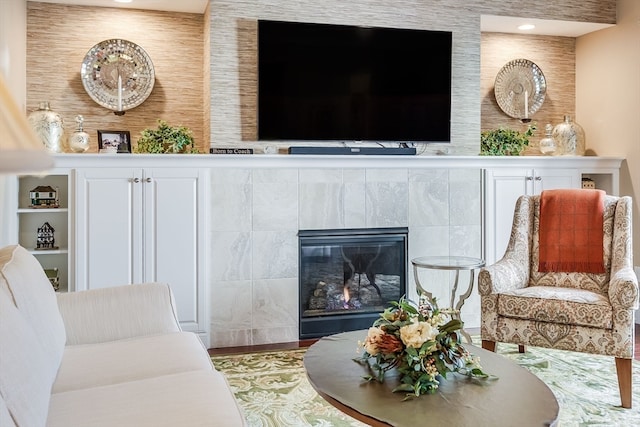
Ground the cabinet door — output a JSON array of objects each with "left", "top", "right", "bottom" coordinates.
[
  {"left": 484, "top": 168, "right": 580, "bottom": 265},
  {"left": 532, "top": 168, "right": 580, "bottom": 194},
  {"left": 484, "top": 168, "right": 530, "bottom": 265},
  {"left": 143, "top": 168, "right": 208, "bottom": 337},
  {"left": 75, "top": 168, "right": 144, "bottom": 290}
]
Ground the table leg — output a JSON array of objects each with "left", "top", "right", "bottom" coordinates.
[
  {"left": 413, "top": 264, "right": 434, "bottom": 301},
  {"left": 455, "top": 270, "right": 476, "bottom": 344}
]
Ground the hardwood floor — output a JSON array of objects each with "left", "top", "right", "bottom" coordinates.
[{"left": 210, "top": 326, "right": 640, "bottom": 361}]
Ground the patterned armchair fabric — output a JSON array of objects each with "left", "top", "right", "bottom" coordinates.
[{"left": 479, "top": 194, "right": 638, "bottom": 408}]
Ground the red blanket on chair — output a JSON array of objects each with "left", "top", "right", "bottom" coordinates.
[{"left": 538, "top": 189, "right": 605, "bottom": 273}]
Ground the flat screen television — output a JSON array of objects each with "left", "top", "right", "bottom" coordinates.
[{"left": 257, "top": 20, "right": 452, "bottom": 143}]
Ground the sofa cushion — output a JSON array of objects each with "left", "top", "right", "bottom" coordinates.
[
  {"left": 0, "top": 290, "right": 53, "bottom": 427},
  {"left": 0, "top": 395, "right": 17, "bottom": 427},
  {"left": 0, "top": 245, "right": 66, "bottom": 366},
  {"left": 53, "top": 332, "right": 214, "bottom": 393},
  {"left": 56, "top": 283, "right": 181, "bottom": 345},
  {"left": 47, "top": 371, "right": 246, "bottom": 427},
  {"left": 498, "top": 286, "right": 613, "bottom": 329}
]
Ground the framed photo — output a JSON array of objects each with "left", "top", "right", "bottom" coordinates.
[{"left": 97, "top": 130, "right": 131, "bottom": 154}]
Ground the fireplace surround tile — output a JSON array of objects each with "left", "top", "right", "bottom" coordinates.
[
  {"left": 252, "top": 278, "right": 298, "bottom": 329},
  {"left": 210, "top": 232, "right": 252, "bottom": 281},
  {"left": 299, "top": 182, "right": 344, "bottom": 230},
  {"left": 251, "top": 231, "right": 298, "bottom": 279},
  {"left": 209, "top": 167, "right": 483, "bottom": 348}
]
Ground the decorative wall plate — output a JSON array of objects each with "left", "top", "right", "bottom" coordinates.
[
  {"left": 494, "top": 58, "right": 546, "bottom": 119},
  {"left": 80, "top": 39, "right": 155, "bottom": 113}
]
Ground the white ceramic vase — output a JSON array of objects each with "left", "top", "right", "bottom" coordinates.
[
  {"left": 28, "top": 101, "right": 64, "bottom": 153},
  {"left": 552, "top": 115, "right": 585, "bottom": 156}
]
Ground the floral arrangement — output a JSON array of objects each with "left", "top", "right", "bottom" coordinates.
[{"left": 354, "top": 296, "right": 490, "bottom": 398}]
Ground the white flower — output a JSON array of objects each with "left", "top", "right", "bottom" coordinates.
[{"left": 399, "top": 320, "right": 439, "bottom": 349}]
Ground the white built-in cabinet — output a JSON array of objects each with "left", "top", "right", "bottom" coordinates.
[
  {"left": 4, "top": 154, "right": 623, "bottom": 349},
  {"left": 74, "top": 167, "right": 209, "bottom": 345},
  {"left": 484, "top": 165, "right": 620, "bottom": 265}
]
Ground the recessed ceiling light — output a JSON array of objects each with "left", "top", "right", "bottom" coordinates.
[
  {"left": 114, "top": 0, "right": 133, "bottom": 4},
  {"left": 518, "top": 24, "right": 536, "bottom": 31}
]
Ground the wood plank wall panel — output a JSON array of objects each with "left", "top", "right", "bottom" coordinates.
[
  {"left": 26, "top": 2, "right": 206, "bottom": 153},
  {"left": 481, "top": 33, "right": 576, "bottom": 153}
]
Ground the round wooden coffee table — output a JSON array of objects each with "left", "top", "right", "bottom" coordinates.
[{"left": 304, "top": 330, "right": 558, "bottom": 427}]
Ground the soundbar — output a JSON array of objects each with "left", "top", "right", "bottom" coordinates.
[{"left": 288, "top": 146, "right": 417, "bottom": 155}]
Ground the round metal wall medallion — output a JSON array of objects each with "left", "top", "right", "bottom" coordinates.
[
  {"left": 494, "top": 58, "right": 546, "bottom": 119},
  {"left": 80, "top": 39, "right": 155, "bottom": 113}
]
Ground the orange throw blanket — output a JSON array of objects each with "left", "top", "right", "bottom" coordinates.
[{"left": 538, "top": 189, "right": 605, "bottom": 274}]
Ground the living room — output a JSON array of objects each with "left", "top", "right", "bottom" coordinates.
[
  {"left": 0, "top": 0, "right": 638, "bottom": 352},
  {"left": 1, "top": 0, "right": 639, "bottom": 425}
]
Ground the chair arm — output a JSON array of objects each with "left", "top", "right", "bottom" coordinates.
[
  {"left": 56, "top": 282, "right": 181, "bottom": 346},
  {"left": 478, "top": 258, "right": 529, "bottom": 296},
  {"left": 608, "top": 267, "right": 639, "bottom": 310}
]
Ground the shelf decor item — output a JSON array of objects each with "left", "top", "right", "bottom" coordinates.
[
  {"left": 80, "top": 39, "right": 155, "bottom": 115},
  {"left": 135, "top": 120, "right": 199, "bottom": 154},
  {"left": 354, "top": 296, "right": 490, "bottom": 398},
  {"left": 480, "top": 125, "right": 535, "bottom": 156},
  {"left": 27, "top": 101, "right": 64, "bottom": 153},
  {"left": 44, "top": 268, "right": 60, "bottom": 291},
  {"left": 36, "top": 222, "right": 58, "bottom": 250},
  {"left": 494, "top": 59, "right": 546, "bottom": 120},
  {"left": 68, "top": 115, "right": 90, "bottom": 153},
  {"left": 538, "top": 123, "right": 556, "bottom": 155},
  {"left": 29, "top": 185, "right": 59, "bottom": 208},
  {"left": 97, "top": 130, "right": 131, "bottom": 153},
  {"left": 552, "top": 115, "right": 585, "bottom": 156}
]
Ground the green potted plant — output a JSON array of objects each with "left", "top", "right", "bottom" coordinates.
[
  {"left": 480, "top": 125, "right": 535, "bottom": 156},
  {"left": 135, "top": 120, "right": 199, "bottom": 154}
]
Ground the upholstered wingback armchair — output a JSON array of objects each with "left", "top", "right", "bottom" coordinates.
[{"left": 479, "top": 193, "right": 638, "bottom": 408}]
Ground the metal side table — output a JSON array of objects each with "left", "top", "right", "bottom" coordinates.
[{"left": 411, "top": 255, "right": 485, "bottom": 343}]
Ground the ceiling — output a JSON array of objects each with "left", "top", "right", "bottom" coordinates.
[{"left": 34, "top": 0, "right": 614, "bottom": 36}]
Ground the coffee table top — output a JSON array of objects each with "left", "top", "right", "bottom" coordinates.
[{"left": 304, "top": 330, "right": 558, "bottom": 427}]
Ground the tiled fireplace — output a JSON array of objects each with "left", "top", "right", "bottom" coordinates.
[
  {"left": 209, "top": 165, "right": 483, "bottom": 348},
  {"left": 298, "top": 227, "right": 408, "bottom": 339}
]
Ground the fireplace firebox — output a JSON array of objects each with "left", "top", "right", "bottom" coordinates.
[{"left": 298, "top": 228, "right": 408, "bottom": 339}]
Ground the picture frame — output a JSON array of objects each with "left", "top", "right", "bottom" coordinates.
[{"left": 97, "top": 130, "right": 131, "bottom": 153}]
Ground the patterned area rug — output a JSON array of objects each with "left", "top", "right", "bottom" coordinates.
[{"left": 211, "top": 340, "right": 640, "bottom": 427}]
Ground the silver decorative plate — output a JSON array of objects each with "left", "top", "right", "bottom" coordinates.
[
  {"left": 80, "top": 39, "right": 155, "bottom": 112},
  {"left": 494, "top": 58, "right": 546, "bottom": 119}
]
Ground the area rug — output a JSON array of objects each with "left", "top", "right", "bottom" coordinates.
[{"left": 211, "top": 341, "right": 640, "bottom": 427}]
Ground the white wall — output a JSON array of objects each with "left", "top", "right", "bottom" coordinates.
[{"left": 577, "top": 0, "right": 640, "bottom": 270}]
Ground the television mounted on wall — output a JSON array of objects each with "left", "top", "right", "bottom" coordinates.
[{"left": 257, "top": 20, "right": 452, "bottom": 144}]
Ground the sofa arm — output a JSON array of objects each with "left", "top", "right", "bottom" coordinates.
[
  {"left": 478, "top": 258, "right": 529, "bottom": 296},
  {"left": 56, "top": 283, "right": 182, "bottom": 346},
  {"left": 609, "top": 267, "right": 639, "bottom": 310}
]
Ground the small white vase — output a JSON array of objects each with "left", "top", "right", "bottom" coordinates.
[
  {"left": 68, "top": 115, "right": 90, "bottom": 153},
  {"left": 28, "top": 101, "right": 64, "bottom": 153}
]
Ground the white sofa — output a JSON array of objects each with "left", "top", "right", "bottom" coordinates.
[{"left": 0, "top": 245, "right": 246, "bottom": 427}]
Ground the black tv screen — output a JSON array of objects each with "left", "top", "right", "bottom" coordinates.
[{"left": 257, "top": 20, "right": 452, "bottom": 143}]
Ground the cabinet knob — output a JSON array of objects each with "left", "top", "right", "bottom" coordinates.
[
  {"left": 145, "top": 177, "right": 152, "bottom": 183},
  {"left": 132, "top": 178, "right": 140, "bottom": 183},
  {"left": 526, "top": 176, "right": 534, "bottom": 181},
  {"left": 535, "top": 176, "right": 542, "bottom": 181}
]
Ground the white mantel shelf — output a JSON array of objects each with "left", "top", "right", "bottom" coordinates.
[{"left": 50, "top": 153, "right": 624, "bottom": 170}]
